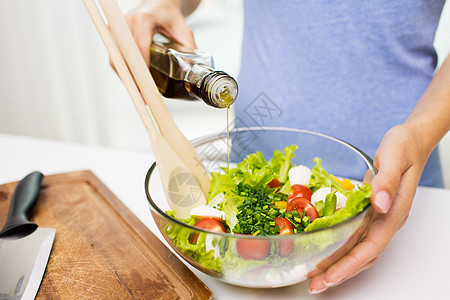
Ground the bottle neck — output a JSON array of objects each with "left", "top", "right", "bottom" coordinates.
[{"left": 185, "top": 64, "right": 238, "bottom": 108}]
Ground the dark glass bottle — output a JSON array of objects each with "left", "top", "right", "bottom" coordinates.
[{"left": 149, "top": 38, "right": 238, "bottom": 108}]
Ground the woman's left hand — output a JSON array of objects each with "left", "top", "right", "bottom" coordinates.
[{"left": 308, "top": 124, "right": 429, "bottom": 294}]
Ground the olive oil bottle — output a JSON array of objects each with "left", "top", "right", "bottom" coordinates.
[{"left": 149, "top": 37, "right": 238, "bottom": 108}]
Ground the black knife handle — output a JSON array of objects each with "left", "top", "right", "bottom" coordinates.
[{"left": 0, "top": 171, "right": 44, "bottom": 238}]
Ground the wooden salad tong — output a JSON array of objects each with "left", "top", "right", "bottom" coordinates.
[{"left": 82, "top": 0, "right": 210, "bottom": 218}]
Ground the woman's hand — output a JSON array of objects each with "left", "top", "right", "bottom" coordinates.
[
  {"left": 114, "top": 0, "right": 197, "bottom": 68},
  {"left": 308, "top": 124, "right": 429, "bottom": 294},
  {"left": 308, "top": 53, "right": 450, "bottom": 294}
]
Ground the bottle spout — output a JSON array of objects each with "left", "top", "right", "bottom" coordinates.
[
  {"left": 219, "top": 85, "right": 236, "bottom": 106},
  {"left": 202, "top": 71, "right": 238, "bottom": 108}
]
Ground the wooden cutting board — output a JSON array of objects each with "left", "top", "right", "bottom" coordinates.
[{"left": 0, "top": 170, "right": 213, "bottom": 300}]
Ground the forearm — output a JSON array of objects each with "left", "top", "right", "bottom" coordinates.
[{"left": 404, "top": 55, "right": 450, "bottom": 154}]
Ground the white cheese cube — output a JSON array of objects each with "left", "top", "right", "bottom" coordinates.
[
  {"left": 311, "top": 187, "right": 347, "bottom": 210},
  {"left": 288, "top": 165, "right": 312, "bottom": 186}
]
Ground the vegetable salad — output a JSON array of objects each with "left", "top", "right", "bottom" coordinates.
[
  {"left": 164, "top": 145, "right": 372, "bottom": 273},
  {"left": 187, "top": 145, "right": 371, "bottom": 233}
]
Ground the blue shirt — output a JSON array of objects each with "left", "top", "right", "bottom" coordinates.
[{"left": 235, "top": 0, "right": 446, "bottom": 187}]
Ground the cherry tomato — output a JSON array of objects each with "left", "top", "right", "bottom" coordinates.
[
  {"left": 287, "top": 184, "right": 313, "bottom": 204},
  {"left": 279, "top": 239, "right": 294, "bottom": 257},
  {"left": 267, "top": 178, "right": 281, "bottom": 189},
  {"left": 273, "top": 217, "right": 294, "bottom": 257},
  {"left": 273, "top": 217, "right": 293, "bottom": 235},
  {"left": 286, "top": 196, "right": 319, "bottom": 222},
  {"left": 189, "top": 217, "right": 226, "bottom": 244},
  {"left": 236, "top": 237, "right": 271, "bottom": 260}
]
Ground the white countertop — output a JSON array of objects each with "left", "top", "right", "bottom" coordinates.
[{"left": 0, "top": 133, "right": 449, "bottom": 299}]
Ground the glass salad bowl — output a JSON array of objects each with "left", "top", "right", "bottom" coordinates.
[{"left": 145, "top": 127, "right": 376, "bottom": 288}]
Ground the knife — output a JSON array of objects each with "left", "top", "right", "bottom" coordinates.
[{"left": 0, "top": 171, "right": 55, "bottom": 300}]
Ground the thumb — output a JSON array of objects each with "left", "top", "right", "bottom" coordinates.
[{"left": 370, "top": 147, "right": 405, "bottom": 214}]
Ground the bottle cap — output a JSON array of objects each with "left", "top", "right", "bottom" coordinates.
[{"left": 200, "top": 71, "right": 238, "bottom": 108}]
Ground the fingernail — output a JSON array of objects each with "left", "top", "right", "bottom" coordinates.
[
  {"left": 324, "top": 279, "right": 342, "bottom": 288},
  {"left": 309, "top": 286, "right": 328, "bottom": 294},
  {"left": 374, "top": 190, "right": 391, "bottom": 214}
]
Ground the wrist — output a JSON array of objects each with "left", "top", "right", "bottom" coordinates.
[
  {"left": 401, "top": 122, "right": 435, "bottom": 159},
  {"left": 403, "top": 117, "right": 446, "bottom": 158}
]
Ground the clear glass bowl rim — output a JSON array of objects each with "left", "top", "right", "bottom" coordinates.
[{"left": 144, "top": 126, "right": 377, "bottom": 240}]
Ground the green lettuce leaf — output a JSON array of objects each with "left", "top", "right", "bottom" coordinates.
[
  {"left": 298, "top": 229, "right": 338, "bottom": 252},
  {"left": 221, "top": 194, "right": 246, "bottom": 230},
  {"left": 315, "top": 200, "right": 325, "bottom": 217},
  {"left": 221, "top": 248, "right": 268, "bottom": 278},
  {"left": 208, "top": 171, "right": 243, "bottom": 230},
  {"left": 269, "top": 145, "right": 298, "bottom": 183},
  {"left": 279, "top": 179, "right": 291, "bottom": 195},
  {"left": 308, "top": 157, "right": 349, "bottom": 196},
  {"left": 323, "top": 190, "right": 337, "bottom": 217},
  {"left": 305, "top": 183, "right": 372, "bottom": 232},
  {"left": 234, "top": 152, "right": 273, "bottom": 188},
  {"left": 208, "top": 171, "right": 236, "bottom": 201}
]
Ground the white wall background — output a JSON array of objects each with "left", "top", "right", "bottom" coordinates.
[
  {"left": 434, "top": 1, "right": 450, "bottom": 188},
  {"left": 0, "top": 0, "right": 449, "bottom": 187}
]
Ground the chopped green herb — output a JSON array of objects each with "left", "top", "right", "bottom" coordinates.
[
  {"left": 233, "top": 184, "right": 283, "bottom": 235},
  {"left": 284, "top": 210, "right": 310, "bottom": 233}
]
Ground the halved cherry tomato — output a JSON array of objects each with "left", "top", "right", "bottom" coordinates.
[
  {"left": 267, "top": 178, "right": 281, "bottom": 191},
  {"left": 279, "top": 239, "right": 294, "bottom": 257},
  {"left": 236, "top": 237, "right": 271, "bottom": 260},
  {"left": 286, "top": 196, "right": 319, "bottom": 222},
  {"left": 273, "top": 217, "right": 293, "bottom": 235},
  {"left": 273, "top": 217, "right": 294, "bottom": 257},
  {"left": 287, "top": 184, "right": 313, "bottom": 204},
  {"left": 189, "top": 217, "right": 226, "bottom": 244}
]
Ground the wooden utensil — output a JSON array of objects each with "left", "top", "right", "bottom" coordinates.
[
  {"left": 98, "top": 0, "right": 211, "bottom": 195},
  {"left": 82, "top": 0, "right": 208, "bottom": 218}
]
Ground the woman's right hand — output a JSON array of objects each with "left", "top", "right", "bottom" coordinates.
[{"left": 121, "top": 0, "right": 197, "bottom": 67}]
